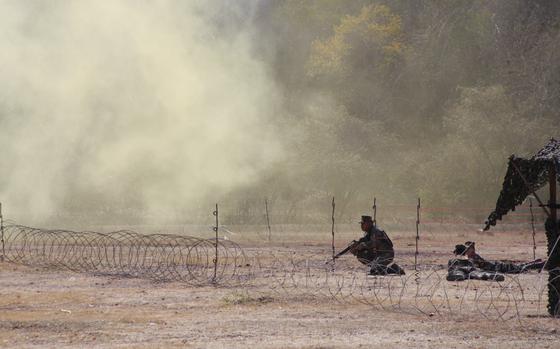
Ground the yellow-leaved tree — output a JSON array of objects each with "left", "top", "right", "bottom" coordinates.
[{"left": 307, "top": 4, "right": 404, "bottom": 78}]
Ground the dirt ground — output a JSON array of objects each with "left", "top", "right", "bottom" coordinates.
[{"left": 1, "top": 228, "right": 559, "bottom": 348}]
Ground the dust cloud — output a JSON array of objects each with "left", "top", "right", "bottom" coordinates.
[
  {"left": 1, "top": 1, "right": 556, "bottom": 225},
  {"left": 0, "top": 1, "right": 282, "bottom": 223}
]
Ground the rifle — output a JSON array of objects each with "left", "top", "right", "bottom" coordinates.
[
  {"left": 520, "top": 258, "right": 545, "bottom": 273},
  {"left": 327, "top": 240, "right": 359, "bottom": 264}
]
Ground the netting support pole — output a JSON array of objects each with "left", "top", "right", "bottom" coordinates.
[
  {"left": 547, "top": 162, "right": 559, "bottom": 316},
  {"left": 529, "top": 198, "right": 536, "bottom": 260},
  {"left": 265, "top": 198, "right": 272, "bottom": 243},
  {"left": 212, "top": 203, "right": 219, "bottom": 283},
  {"left": 415, "top": 198, "right": 420, "bottom": 271},
  {"left": 550, "top": 163, "right": 557, "bottom": 238},
  {"left": 511, "top": 160, "right": 550, "bottom": 217},
  {"left": 331, "top": 196, "right": 335, "bottom": 271},
  {"left": 0, "top": 202, "right": 4, "bottom": 262}
]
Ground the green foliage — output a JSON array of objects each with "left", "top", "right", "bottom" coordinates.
[
  {"left": 248, "top": 1, "right": 559, "bottom": 215},
  {"left": 414, "top": 85, "right": 549, "bottom": 206}
]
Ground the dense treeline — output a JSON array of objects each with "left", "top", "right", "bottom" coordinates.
[{"left": 224, "top": 0, "right": 559, "bottom": 216}]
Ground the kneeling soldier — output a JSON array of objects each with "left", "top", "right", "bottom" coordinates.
[
  {"left": 350, "top": 216, "right": 404, "bottom": 275},
  {"left": 332, "top": 216, "right": 404, "bottom": 275}
]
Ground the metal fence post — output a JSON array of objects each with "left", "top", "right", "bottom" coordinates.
[
  {"left": 0, "top": 202, "right": 4, "bottom": 262},
  {"left": 265, "top": 198, "right": 272, "bottom": 243},
  {"left": 212, "top": 203, "right": 219, "bottom": 283},
  {"left": 331, "top": 196, "right": 335, "bottom": 270},
  {"left": 372, "top": 197, "right": 377, "bottom": 227},
  {"left": 415, "top": 198, "right": 421, "bottom": 271}
]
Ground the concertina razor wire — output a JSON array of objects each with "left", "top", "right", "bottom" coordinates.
[{"left": 2, "top": 224, "right": 559, "bottom": 324}]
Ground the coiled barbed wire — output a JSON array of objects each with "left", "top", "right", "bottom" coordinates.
[
  {"left": 1, "top": 224, "right": 559, "bottom": 324},
  {"left": 2, "top": 225, "right": 250, "bottom": 285}
]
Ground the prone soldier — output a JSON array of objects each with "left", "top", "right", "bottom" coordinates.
[
  {"left": 454, "top": 241, "right": 544, "bottom": 274},
  {"left": 447, "top": 241, "right": 545, "bottom": 282}
]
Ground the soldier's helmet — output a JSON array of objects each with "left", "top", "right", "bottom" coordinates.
[
  {"left": 360, "top": 215, "right": 373, "bottom": 224},
  {"left": 453, "top": 244, "right": 467, "bottom": 255}
]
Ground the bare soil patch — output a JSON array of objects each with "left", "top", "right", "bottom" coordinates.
[{"left": 1, "top": 229, "right": 559, "bottom": 348}]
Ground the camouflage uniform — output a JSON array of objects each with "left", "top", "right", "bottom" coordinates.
[
  {"left": 446, "top": 258, "right": 505, "bottom": 282},
  {"left": 447, "top": 243, "right": 545, "bottom": 281},
  {"left": 351, "top": 225, "right": 396, "bottom": 274},
  {"left": 470, "top": 254, "right": 544, "bottom": 274}
]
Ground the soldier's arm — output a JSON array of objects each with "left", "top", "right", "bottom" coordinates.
[{"left": 358, "top": 229, "right": 372, "bottom": 243}]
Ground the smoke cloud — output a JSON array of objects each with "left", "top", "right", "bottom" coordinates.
[{"left": 0, "top": 1, "right": 283, "bottom": 223}]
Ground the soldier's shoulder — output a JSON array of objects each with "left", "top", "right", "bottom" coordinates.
[
  {"left": 374, "top": 227, "right": 389, "bottom": 237},
  {"left": 473, "top": 253, "right": 486, "bottom": 261}
]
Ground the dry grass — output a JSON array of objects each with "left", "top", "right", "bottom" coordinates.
[{"left": 0, "top": 228, "right": 558, "bottom": 348}]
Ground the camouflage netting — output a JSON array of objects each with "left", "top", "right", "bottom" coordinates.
[
  {"left": 484, "top": 138, "right": 560, "bottom": 316},
  {"left": 484, "top": 138, "right": 560, "bottom": 231}
]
